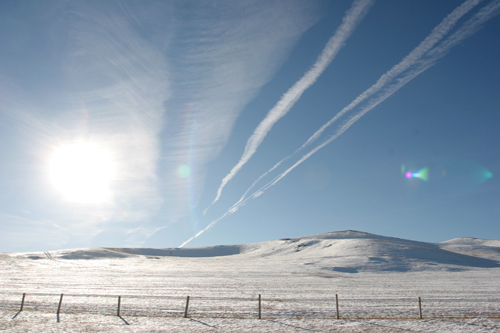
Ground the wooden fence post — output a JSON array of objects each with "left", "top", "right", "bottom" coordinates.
[
  {"left": 418, "top": 297, "right": 422, "bottom": 319},
  {"left": 184, "top": 296, "right": 190, "bottom": 318},
  {"left": 57, "top": 294, "right": 64, "bottom": 315},
  {"left": 117, "top": 296, "right": 121, "bottom": 316},
  {"left": 20, "top": 293, "right": 26, "bottom": 312},
  {"left": 258, "top": 294, "right": 262, "bottom": 319},
  {"left": 56, "top": 293, "right": 64, "bottom": 322},
  {"left": 335, "top": 294, "right": 340, "bottom": 319}
]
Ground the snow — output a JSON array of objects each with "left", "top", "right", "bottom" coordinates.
[
  {"left": 3, "top": 312, "right": 500, "bottom": 332},
  {"left": 2, "top": 230, "right": 500, "bottom": 332}
]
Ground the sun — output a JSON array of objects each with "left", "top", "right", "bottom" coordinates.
[{"left": 49, "top": 141, "right": 115, "bottom": 203}]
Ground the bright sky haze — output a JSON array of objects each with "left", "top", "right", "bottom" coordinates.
[{"left": 1, "top": 0, "right": 499, "bottom": 252}]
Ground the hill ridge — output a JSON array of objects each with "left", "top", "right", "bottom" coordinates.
[{"left": 10, "top": 230, "right": 500, "bottom": 272}]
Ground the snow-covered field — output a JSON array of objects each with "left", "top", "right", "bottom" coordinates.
[{"left": 2, "top": 230, "right": 500, "bottom": 332}]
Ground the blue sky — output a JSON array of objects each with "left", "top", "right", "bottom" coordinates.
[{"left": 1, "top": 0, "right": 499, "bottom": 252}]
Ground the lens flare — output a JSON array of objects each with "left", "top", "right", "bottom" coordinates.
[
  {"left": 413, "top": 167, "right": 429, "bottom": 181},
  {"left": 178, "top": 165, "right": 191, "bottom": 178},
  {"left": 404, "top": 167, "right": 429, "bottom": 182}
]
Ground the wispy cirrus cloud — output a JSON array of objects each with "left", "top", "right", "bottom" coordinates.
[
  {"left": 180, "top": 0, "right": 500, "bottom": 247},
  {"left": 0, "top": 212, "right": 69, "bottom": 252},
  {"left": 205, "top": 0, "right": 375, "bottom": 212},
  {"left": 239, "top": 0, "right": 500, "bottom": 210},
  {"left": 0, "top": 0, "right": 172, "bottom": 247},
  {"left": 142, "top": 0, "right": 327, "bottom": 245},
  {"left": 58, "top": 1, "right": 173, "bottom": 243},
  {"left": 1, "top": 0, "right": 328, "bottom": 249},
  {"left": 224, "top": 0, "right": 485, "bottom": 212}
]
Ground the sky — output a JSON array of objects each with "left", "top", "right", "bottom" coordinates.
[{"left": 0, "top": 0, "right": 499, "bottom": 252}]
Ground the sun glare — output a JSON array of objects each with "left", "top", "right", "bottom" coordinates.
[{"left": 49, "top": 142, "right": 115, "bottom": 203}]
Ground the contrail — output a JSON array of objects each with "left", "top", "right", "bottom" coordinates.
[
  {"left": 223, "top": 0, "right": 484, "bottom": 211},
  {"left": 182, "top": 0, "right": 500, "bottom": 247},
  {"left": 300, "top": 0, "right": 484, "bottom": 149},
  {"left": 240, "top": 0, "right": 500, "bottom": 205},
  {"left": 227, "top": 157, "right": 288, "bottom": 213},
  {"left": 205, "top": 0, "right": 375, "bottom": 213}
]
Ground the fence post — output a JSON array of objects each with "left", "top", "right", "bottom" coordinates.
[
  {"left": 57, "top": 293, "right": 64, "bottom": 315},
  {"left": 184, "top": 296, "right": 190, "bottom": 318},
  {"left": 418, "top": 297, "right": 422, "bottom": 319},
  {"left": 117, "top": 296, "right": 121, "bottom": 316},
  {"left": 20, "top": 293, "right": 26, "bottom": 312},
  {"left": 258, "top": 294, "right": 262, "bottom": 319},
  {"left": 335, "top": 294, "right": 340, "bottom": 319},
  {"left": 56, "top": 293, "right": 64, "bottom": 322}
]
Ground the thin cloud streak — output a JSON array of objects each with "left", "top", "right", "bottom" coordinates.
[
  {"left": 206, "top": 0, "right": 375, "bottom": 212},
  {"left": 182, "top": 0, "right": 500, "bottom": 247},
  {"left": 300, "top": 0, "right": 484, "bottom": 149},
  {"left": 2, "top": 1, "right": 328, "bottom": 250},
  {"left": 145, "top": 1, "right": 326, "bottom": 245},
  {"left": 62, "top": 1, "right": 171, "bottom": 230},
  {"left": 0, "top": 1, "right": 173, "bottom": 249},
  {"left": 219, "top": 0, "right": 483, "bottom": 216},
  {"left": 0, "top": 212, "right": 70, "bottom": 252},
  {"left": 244, "top": 0, "right": 500, "bottom": 209}
]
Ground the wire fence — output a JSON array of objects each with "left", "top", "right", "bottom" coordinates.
[{"left": 1, "top": 292, "right": 499, "bottom": 320}]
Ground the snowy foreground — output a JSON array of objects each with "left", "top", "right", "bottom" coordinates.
[{"left": 2, "top": 230, "right": 500, "bottom": 332}]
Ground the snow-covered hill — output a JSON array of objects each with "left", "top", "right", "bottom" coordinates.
[
  {"left": 3, "top": 230, "right": 500, "bottom": 332},
  {"left": 12, "top": 230, "right": 500, "bottom": 272}
]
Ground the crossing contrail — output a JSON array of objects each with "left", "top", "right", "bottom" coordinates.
[
  {"left": 205, "top": 0, "right": 375, "bottom": 214},
  {"left": 236, "top": 0, "right": 500, "bottom": 207},
  {"left": 222, "top": 0, "right": 484, "bottom": 212},
  {"left": 181, "top": 0, "right": 500, "bottom": 248}
]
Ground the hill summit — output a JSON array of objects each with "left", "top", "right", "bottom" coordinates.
[{"left": 14, "top": 230, "right": 500, "bottom": 273}]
